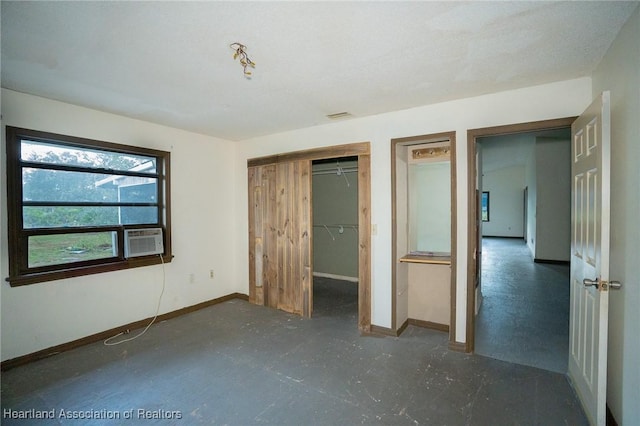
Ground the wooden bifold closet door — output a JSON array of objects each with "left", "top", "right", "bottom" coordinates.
[{"left": 248, "top": 160, "right": 312, "bottom": 317}]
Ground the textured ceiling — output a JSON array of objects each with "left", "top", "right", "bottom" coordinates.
[{"left": 1, "top": 1, "right": 637, "bottom": 141}]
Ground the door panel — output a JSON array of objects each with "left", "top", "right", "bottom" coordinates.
[
  {"left": 357, "top": 154, "right": 371, "bottom": 332},
  {"left": 248, "top": 160, "right": 312, "bottom": 317},
  {"left": 569, "top": 91, "right": 611, "bottom": 426}
]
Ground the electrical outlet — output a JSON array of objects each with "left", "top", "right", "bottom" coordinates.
[
  {"left": 209, "top": 270, "right": 215, "bottom": 279},
  {"left": 189, "top": 273, "right": 195, "bottom": 284}
]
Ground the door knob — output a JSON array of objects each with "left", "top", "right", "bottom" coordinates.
[
  {"left": 582, "top": 278, "right": 623, "bottom": 291},
  {"left": 609, "top": 281, "right": 622, "bottom": 290}
]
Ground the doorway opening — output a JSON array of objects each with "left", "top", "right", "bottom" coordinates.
[
  {"left": 311, "top": 156, "right": 359, "bottom": 322},
  {"left": 466, "top": 118, "right": 576, "bottom": 369}
]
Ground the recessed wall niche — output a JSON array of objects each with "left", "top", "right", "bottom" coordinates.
[
  {"left": 391, "top": 133, "right": 456, "bottom": 341},
  {"left": 408, "top": 142, "right": 451, "bottom": 255}
]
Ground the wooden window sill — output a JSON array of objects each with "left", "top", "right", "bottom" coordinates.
[{"left": 6, "top": 254, "right": 174, "bottom": 287}]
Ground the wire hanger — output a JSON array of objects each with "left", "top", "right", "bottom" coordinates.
[
  {"left": 336, "top": 161, "right": 350, "bottom": 187},
  {"left": 323, "top": 225, "right": 336, "bottom": 241}
]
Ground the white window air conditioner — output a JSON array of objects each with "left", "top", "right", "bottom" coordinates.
[{"left": 124, "top": 228, "right": 164, "bottom": 258}]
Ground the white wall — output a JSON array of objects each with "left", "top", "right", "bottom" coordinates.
[
  {"left": 592, "top": 5, "right": 640, "bottom": 424},
  {"left": 235, "top": 77, "right": 593, "bottom": 342},
  {"left": 533, "top": 138, "right": 571, "bottom": 261},
  {"left": 526, "top": 144, "right": 537, "bottom": 254},
  {"left": 409, "top": 161, "right": 451, "bottom": 252},
  {"left": 0, "top": 89, "right": 238, "bottom": 361},
  {"left": 481, "top": 165, "right": 525, "bottom": 237}
]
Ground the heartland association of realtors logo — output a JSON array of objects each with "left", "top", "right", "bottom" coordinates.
[{"left": 3, "top": 408, "right": 183, "bottom": 420}]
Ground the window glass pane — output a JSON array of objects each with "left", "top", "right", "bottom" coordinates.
[
  {"left": 118, "top": 182, "right": 157, "bottom": 203},
  {"left": 24, "top": 206, "right": 121, "bottom": 228},
  {"left": 28, "top": 232, "right": 117, "bottom": 267},
  {"left": 22, "top": 168, "right": 157, "bottom": 203},
  {"left": 119, "top": 182, "right": 159, "bottom": 224},
  {"left": 21, "top": 140, "right": 156, "bottom": 172},
  {"left": 23, "top": 168, "right": 117, "bottom": 202},
  {"left": 120, "top": 207, "right": 158, "bottom": 225},
  {"left": 23, "top": 206, "right": 158, "bottom": 228}
]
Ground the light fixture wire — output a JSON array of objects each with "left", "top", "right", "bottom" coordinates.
[{"left": 230, "top": 42, "right": 255, "bottom": 77}]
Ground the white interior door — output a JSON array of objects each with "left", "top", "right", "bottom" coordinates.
[{"left": 568, "top": 91, "right": 612, "bottom": 426}]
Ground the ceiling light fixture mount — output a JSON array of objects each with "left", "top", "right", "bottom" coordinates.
[{"left": 230, "top": 42, "right": 255, "bottom": 78}]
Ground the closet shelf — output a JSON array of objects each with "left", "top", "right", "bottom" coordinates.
[{"left": 400, "top": 252, "right": 451, "bottom": 265}]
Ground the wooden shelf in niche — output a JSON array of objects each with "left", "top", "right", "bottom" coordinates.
[{"left": 400, "top": 252, "right": 451, "bottom": 265}]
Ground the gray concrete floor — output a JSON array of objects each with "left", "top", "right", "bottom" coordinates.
[
  {"left": 475, "top": 238, "right": 570, "bottom": 373},
  {"left": 1, "top": 277, "right": 586, "bottom": 425}
]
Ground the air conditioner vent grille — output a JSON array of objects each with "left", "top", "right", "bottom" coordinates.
[{"left": 124, "top": 228, "right": 164, "bottom": 258}]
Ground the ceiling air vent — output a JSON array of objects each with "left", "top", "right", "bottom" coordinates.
[{"left": 326, "top": 112, "right": 352, "bottom": 120}]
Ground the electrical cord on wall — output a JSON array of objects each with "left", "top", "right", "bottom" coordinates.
[{"left": 104, "top": 254, "right": 166, "bottom": 346}]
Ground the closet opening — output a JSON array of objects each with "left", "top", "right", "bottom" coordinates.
[
  {"left": 311, "top": 156, "right": 359, "bottom": 322},
  {"left": 247, "top": 142, "right": 371, "bottom": 333}
]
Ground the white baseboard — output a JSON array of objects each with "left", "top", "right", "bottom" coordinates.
[{"left": 313, "top": 272, "right": 359, "bottom": 283}]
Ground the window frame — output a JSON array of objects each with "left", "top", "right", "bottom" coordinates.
[{"left": 5, "top": 126, "right": 173, "bottom": 286}]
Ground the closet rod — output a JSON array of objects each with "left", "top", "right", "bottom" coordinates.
[
  {"left": 314, "top": 224, "right": 358, "bottom": 240},
  {"left": 312, "top": 168, "right": 358, "bottom": 176}
]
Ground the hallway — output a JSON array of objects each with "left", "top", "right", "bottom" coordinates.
[{"left": 474, "top": 237, "right": 570, "bottom": 373}]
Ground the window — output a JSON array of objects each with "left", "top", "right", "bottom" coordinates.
[
  {"left": 5, "top": 127, "right": 172, "bottom": 286},
  {"left": 481, "top": 191, "right": 490, "bottom": 222}
]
